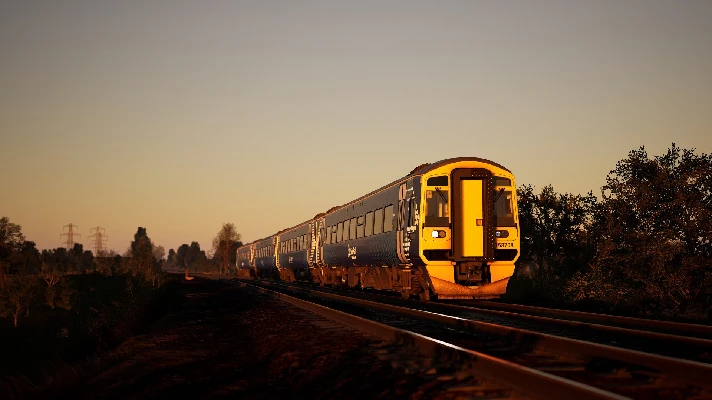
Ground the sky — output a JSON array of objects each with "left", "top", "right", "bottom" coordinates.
[{"left": 1, "top": 0, "right": 711, "bottom": 254}]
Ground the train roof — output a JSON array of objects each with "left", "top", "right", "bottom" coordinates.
[{"left": 239, "top": 157, "right": 511, "bottom": 247}]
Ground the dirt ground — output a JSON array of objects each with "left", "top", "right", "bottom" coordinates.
[{"left": 50, "top": 277, "right": 487, "bottom": 400}]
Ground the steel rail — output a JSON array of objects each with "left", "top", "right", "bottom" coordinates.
[
  {"left": 264, "top": 279, "right": 712, "bottom": 354},
  {"left": 238, "top": 282, "right": 627, "bottom": 400},
  {"left": 251, "top": 279, "right": 712, "bottom": 389},
  {"left": 469, "top": 301, "right": 712, "bottom": 339}
]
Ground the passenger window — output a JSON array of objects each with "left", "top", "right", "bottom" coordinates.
[
  {"left": 331, "top": 225, "right": 337, "bottom": 243},
  {"left": 374, "top": 208, "right": 383, "bottom": 234},
  {"left": 384, "top": 205, "right": 394, "bottom": 232},
  {"left": 337, "top": 222, "right": 343, "bottom": 242},
  {"left": 356, "top": 215, "right": 365, "bottom": 238},
  {"left": 350, "top": 217, "right": 357, "bottom": 240},
  {"left": 343, "top": 219, "right": 350, "bottom": 241},
  {"left": 365, "top": 212, "right": 373, "bottom": 237}
]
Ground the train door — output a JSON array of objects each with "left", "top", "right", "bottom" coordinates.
[
  {"left": 307, "top": 222, "right": 316, "bottom": 268},
  {"left": 316, "top": 218, "right": 326, "bottom": 268},
  {"left": 451, "top": 169, "right": 495, "bottom": 261},
  {"left": 397, "top": 183, "right": 409, "bottom": 264}
]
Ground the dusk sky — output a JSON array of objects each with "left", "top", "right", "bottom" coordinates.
[{"left": 1, "top": 1, "right": 711, "bottom": 254}]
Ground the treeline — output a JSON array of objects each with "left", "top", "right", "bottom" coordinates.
[
  {"left": 0, "top": 224, "right": 166, "bottom": 328},
  {"left": 508, "top": 144, "right": 712, "bottom": 321},
  {"left": 164, "top": 223, "right": 243, "bottom": 275},
  {"left": 0, "top": 223, "right": 180, "bottom": 396}
]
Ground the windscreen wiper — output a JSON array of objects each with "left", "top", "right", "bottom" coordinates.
[
  {"left": 434, "top": 187, "right": 448, "bottom": 203},
  {"left": 493, "top": 188, "right": 505, "bottom": 203}
]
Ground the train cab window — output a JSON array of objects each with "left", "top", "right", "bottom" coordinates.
[
  {"left": 350, "top": 217, "right": 357, "bottom": 240},
  {"left": 427, "top": 176, "right": 449, "bottom": 186},
  {"left": 356, "top": 215, "right": 365, "bottom": 238},
  {"left": 374, "top": 208, "right": 383, "bottom": 234},
  {"left": 365, "top": 212, "right": 374, "bottom": 236},
  {"left": 337, "top": 222, "right": 343, "bottom": 242},
  {"left": 494, "top": 190, "right": 516, "bottom": 227},
  {"left": 425, "top": 188, "right": 449, "bottom": 227},
  {"left": 384, "top": 205, "right": 394, "bottom": 232}
]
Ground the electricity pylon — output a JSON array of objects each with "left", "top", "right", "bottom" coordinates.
[
  {"left": 88, "top": 226, "right": 108, "bottom": 255},
  {"left": 60, "top": 223, "right": 81, "bottom": 250}
]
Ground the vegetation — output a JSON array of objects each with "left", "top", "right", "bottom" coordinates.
[
  {"left": 212, "top": 223, "right": 242, "bottom": 275},
  {"left": 0, "top": 223, "right": 185, "bottom": 397},
  {"left": 508, "top": 143, "right": 712, "bottom": 321},
  {"left": 164, "top": 223, "right": 243, "bottom": 274}
]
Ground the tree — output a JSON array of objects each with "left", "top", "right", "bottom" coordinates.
[
  {"left": 126, "top": 227, "right": 164, "bottom": 288},
  {"left": 152, "top": 245, "right": 165, "bottom": 263},
  {"left": 94, "top": 250, "right": 119, "bottom": 275},
  {"left": 0, "top": 217, "right": 25, "bottom": 290},
  {"left": 212, "top": 223, "right": 242, "bottom": 275},
  {"left": 567, "top": 144, "right": 712, "bottom": 318},
  {"left": 508, "top": 185, "right": 599, "bottom": 303},
  {"left": 175, "top": 244, "right": 190, "bottom": 270},
  {"left": 0, "top": 275, "right": 37, "bottom": 327}
]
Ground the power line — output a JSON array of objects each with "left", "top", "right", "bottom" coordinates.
[
  {"left": 60, "top": 223, "right": 81, "bottom": 250},
  {"left": 88, "top": 226, "right": 108, "bottom": 255}
]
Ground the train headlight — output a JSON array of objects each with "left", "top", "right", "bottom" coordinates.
[
  {"left": 495, "top": 230, "right": 510, "bottom": 238},
  {"left": 431, "top": 230, "right": 446, "bottom": 238}
]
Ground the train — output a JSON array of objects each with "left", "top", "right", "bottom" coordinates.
[{"left": 236, "top": 157, "right": 520, "bottom": 300}]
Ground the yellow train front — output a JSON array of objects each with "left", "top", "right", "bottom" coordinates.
[
  {"left": 411, "top": 158, "right": 520, "bottom": 299},
  {"left": 236, "top": 157, "right": 519, "bottom": 300}
]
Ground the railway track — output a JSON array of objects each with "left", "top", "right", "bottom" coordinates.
[
  {"left": 452, "top": 300, "right": 712, "bottom": 340},
  {"left": 236, "top": 278, "right": 712, "bottom": 400},
  {"left": 252, "top": 279, "right": 712, "bottom": 364}
]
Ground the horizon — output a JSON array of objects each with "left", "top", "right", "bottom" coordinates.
[{"left": 2, "top": 1, "right": 711, "bottom": 253}]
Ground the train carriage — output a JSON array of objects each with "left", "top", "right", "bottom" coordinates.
[
  {"left": 236, "top": 242, "right": 255, "bottom": 277},
  {"left": 236, "top": 157, "right": 519, "bottom": 300}
]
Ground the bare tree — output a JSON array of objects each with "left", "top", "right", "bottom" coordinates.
[{"left": 212, "top": 223, "right": 241, "bottom": 275}]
